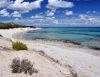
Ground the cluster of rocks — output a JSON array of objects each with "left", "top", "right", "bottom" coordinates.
[{"left": 63, "top": 40, "right": 81, "bottom": 45}]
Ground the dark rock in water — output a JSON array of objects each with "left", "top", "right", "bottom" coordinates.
[
  {"left": 63, "top": 40, "right": 81, "bottom": 45},
  {"left": 0, "top": 34, "right": 3, "bottom": 37},
  {"left": 90, "top": 47, "right": 100, "bottom": 51}
]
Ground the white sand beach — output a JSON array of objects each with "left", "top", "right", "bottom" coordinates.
[
  {"left": 0, "top": 28, "right": 40, "bottom": 39},
  {"left": 0, "top": 28, "right": 100, "bottom": 77}
]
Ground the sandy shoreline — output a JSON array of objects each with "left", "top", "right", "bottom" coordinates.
[
  {"left": 0, "top": 28, "right": 40, "bottom": 39},
  {"left": 0, "top": 28, "right": 100, "bottom": 77}
]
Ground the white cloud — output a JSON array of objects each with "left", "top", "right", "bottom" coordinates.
[
  {"left": 53, "top": 20, "right": 58, "bottom": 24},
  {"left": 56, "top": 14, "right": 100, "bottom": 25},
  {"left": 31, "top": 15, "right": 43, "bottom": 19},
  {"left": 0, "top": 0, "right": 43, "bottom": 18},
  {"left": 87, "top": 11, "right": 97, "bottom": 14},
  {"left": 47, "top": 12, "right": 54, "bottom": 16},
  {"left": 48, "top": 0, "right": 74, "bottom": 9},
  {"left": 0, "top": 0, "right": 8, "bottom": 8},
  {"left": 0, "top": 0, "right": 43, "bottom": 12},
  {"left": 79, "top": 14, "right": 87, "bottom": 20},
  {"left": 46, "top": 16, "right": 55, "bottom": 19},
  {"left": 0, "top": 9, "right": 9, "bottom": 17},
  {"left": 93, "top": 11, "right": 97, "bottom": 14},
  {"left": 13, "top": 14, "right": 100, "bottom": 26},
  {"left": 65, "top": 11, "right": 73, "bottom": 16},
  {"left": 46, "top": 10, "right": 55, "bottom": 16},
  {"left": 0, "top": 0, "right": 74, "bottom": 18},
  {"left": 12, "top": 11, "right": 21, "bottom": 17},
  {"left": 8, "top": 0, "right": 43, "bottom": 12},
  {"left": 79, "top": 14, "right": 100, "bottom": 24},
  {"left": 15, "top": 18, "right": 19, "bottom": 21}
]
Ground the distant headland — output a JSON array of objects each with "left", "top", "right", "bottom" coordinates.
[{"left": 0, "top": 22, "right": 36, "bottom": 29}]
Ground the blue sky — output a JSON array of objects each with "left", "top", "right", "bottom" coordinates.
[{"left": 0, "top": 0, "right": 100, "bottom": 26}]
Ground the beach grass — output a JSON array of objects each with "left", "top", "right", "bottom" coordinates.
[{"left": 12, "top": 41, "right": 28, "bottom": 50}]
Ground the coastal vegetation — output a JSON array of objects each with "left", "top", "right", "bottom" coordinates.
[
  {"left": 0, "top": 22, "right": 36, "bottom": 29},
  {"left": 0, "top": 22, "right": 25, "bottom": 29},
  {"left": 12, "top": 41, "right": 28, "bottom": 50},
  {"left": 11, "top": 58, "right": 38, "bottom": 75}
]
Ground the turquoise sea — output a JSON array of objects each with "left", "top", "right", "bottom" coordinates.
[{"left": 14, "top": 27, "right": 100, "bottom": 49}]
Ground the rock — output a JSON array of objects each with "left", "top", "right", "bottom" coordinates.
[
  {"left": 63, "top": 40, "right": 81, "bottom": 45},
  {"left": 90, "top": 47, "right": 100, "bottom": 51},
  {"left": 0, "top": 34, "right": 3, "bottom": 37}
]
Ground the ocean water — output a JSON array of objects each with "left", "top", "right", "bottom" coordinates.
[{"left": 14, "top": 27, "right": 100, "bottom": 49}]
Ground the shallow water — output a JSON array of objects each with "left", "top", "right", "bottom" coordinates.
[{"left": 13, "top": 27, "right": 100, "bottom": 49}]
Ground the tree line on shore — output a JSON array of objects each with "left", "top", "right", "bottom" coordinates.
[{"left": 0, "top": 22, "right": 36, "bottom": 29}]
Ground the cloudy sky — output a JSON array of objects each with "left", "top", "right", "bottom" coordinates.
[{"left": 0, "top": 0, "right": 100, "bottom": 26}]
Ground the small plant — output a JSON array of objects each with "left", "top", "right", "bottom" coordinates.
[
  {"left": 12, "top": 41, "right": 28, "bottom": 50},
  {"left": 11, "top": 58, "right": 21, "bottom": 73},
  {"left": 11, "top": 58, "right": 38, "bottom": 75}
]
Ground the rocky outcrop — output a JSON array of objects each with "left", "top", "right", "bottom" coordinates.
[
  {"left": 63, "top": 40, "right": 81, "bottom": 45},
  {"left": 0, "top": 34, "right": 3, "bottom": 37}
]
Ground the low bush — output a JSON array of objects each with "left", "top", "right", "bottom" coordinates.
[
  {"left": 12, "top": 41, "right": 28, "bottom": 50},
  {"left": 11, "top": 58, "right": 38, "bottom": 75},
  {"left": 0, "top": 22, "right": 25, "bottom": 29},
  {"left": 11, "top": 58, "right": 21, "bottom": 73}
]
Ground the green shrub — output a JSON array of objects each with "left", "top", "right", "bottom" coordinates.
[
  {"left": 12, "top": 41, "right": 28, "bottom": 50},
  {"left": 0, "top": 22, "right": 25, "bottom": 29}
]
